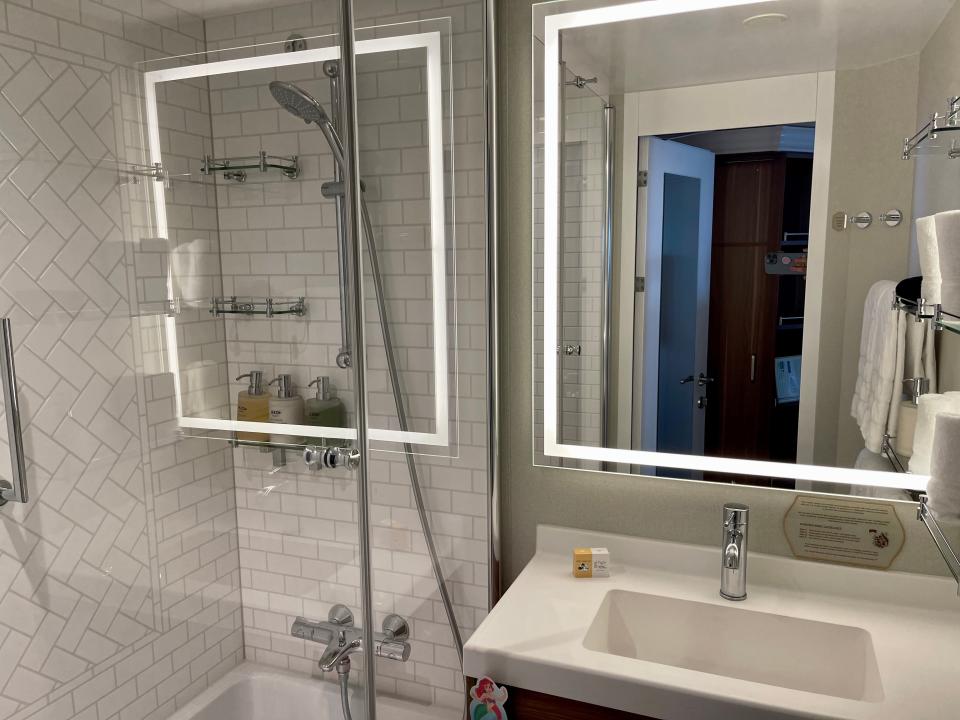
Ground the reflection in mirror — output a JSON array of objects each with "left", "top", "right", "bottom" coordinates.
[{"left": 533, "top": 0, "right": 960, "bottom": 495}]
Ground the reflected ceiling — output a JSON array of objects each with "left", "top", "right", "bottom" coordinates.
[{"left": 552, "top": 0, "right": 955, "bottom": 95}]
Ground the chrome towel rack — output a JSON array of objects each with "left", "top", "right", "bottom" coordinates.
[{"left": 0, "top": 319, "right": 27, "bottom": 506}]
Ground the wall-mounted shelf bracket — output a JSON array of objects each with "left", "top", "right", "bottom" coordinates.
[
  {"left": 903, "top": 96, "right": 960, "bottom": 160},
  {"left": 894, "top": 297, "right": 960, "bottom": 335},
  {"left": 117, "top": 161, "right": 167, "bottom": 187},
  {"left": 881, "top": 433, "right": 908, "bottom": 473},
  {"left": 918, "top": 495, "right": 960, "bottom": 596}
]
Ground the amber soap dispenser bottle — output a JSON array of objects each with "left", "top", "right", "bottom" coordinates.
[{"left": 236, "top": 370, "right": 269, "bottom": 442}]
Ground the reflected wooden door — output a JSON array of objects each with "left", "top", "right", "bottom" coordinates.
[{"left": 705, "top": 154, "right": 785, "bottom": 462}]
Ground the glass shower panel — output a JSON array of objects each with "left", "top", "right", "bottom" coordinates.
[
  {"left": 558, "top": 76, "right": 607, "bottom": 452},
  {"left": 534, "top": 58, "right": 609, "bottom": 471},
  {"left": 134, "top": 22, "right": 377, "bottom": 720},
  {"left": 353, "top": 3, "right": 490, "bottom": 715}
]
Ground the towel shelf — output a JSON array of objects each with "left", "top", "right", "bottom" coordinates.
[
  {"left": 903, "top": 96, "right": 960, "bottom": 160},
  {"left": 893, "top": 296, "right": 960, "bottom": 336}
]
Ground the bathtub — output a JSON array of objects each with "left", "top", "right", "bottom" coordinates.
[{"left": 168, "top": 663, "right": 454, "bottom": 720}]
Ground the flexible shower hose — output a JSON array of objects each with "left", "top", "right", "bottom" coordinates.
[{"left": 339, "top": 671, "right": 353, "bottom": 720}]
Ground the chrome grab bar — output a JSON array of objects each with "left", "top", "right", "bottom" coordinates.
[{"left": 0, "top": 319, "right": 26, "bottom": 505}]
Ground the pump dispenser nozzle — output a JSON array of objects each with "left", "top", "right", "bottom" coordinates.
[
  {"left": 236, "top": 370, "right": 265, "bottom": 396},
  {"left": 308, "top": 376, "right": 331, "bottom": 400},
  {"left": 269, "top": 374, "right": 296, "bottom": 398}
]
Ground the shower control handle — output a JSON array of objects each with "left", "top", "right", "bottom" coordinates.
[{"left": 328, "top": 604, "right": 354, "bottom": 627}]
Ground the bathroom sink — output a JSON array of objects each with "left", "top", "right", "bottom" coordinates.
[
  {"left": 465, "top": 526, "right": 960, "bottom": 719},
  {"left": 583, "top": 589, "right": 883, "bottom": 701}
]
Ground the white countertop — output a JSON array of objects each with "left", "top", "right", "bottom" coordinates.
[{"left": 464, "top": 525, "right": 960, "bottom": 720}]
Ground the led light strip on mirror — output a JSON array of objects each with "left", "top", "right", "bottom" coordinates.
[
  {"left": 143, "top": 32, "right": 450, "bottom": 448},
  {"left": 539, "top": 0, "right": 928, "bottom": 492}
]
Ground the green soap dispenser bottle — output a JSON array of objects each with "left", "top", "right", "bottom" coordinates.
[{"left": 305, "top": 376, "right": 346, "bottom": 445}]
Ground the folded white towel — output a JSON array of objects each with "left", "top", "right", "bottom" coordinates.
[
  {"left": 927, "top": 413, "right": 960, "bottom": 520},
  {"left": 934, "top": 210, "right": 960, "bottom": 311},
  {"left": 909, "top": 392, "right": 960, "bottom": 475},
  {"left": 851, "top": 281, "right": 902, "bottom": 453},
  {"left": 917, "top": 215, "right": 942, "bottom": 304}
]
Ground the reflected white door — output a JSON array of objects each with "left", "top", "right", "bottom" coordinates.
[{"left": 635, "top": 137, "right": 715, "bottom": 455}]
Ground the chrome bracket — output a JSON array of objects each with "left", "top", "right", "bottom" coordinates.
[
  {"left": 918, "top": 495, "right": 960, "bottom": 596},
  {"left": 303, "top": 446, "right": 361, "bottom": 471}
]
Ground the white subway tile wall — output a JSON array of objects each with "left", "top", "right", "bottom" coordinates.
[
  {"left": 559, "top": 92, "right": 605, "bottom": 450},
  {"left": 200, "top": 0, "right": 489, "bottom": 709},
  {"left": 533, "top": 81, "right": 606, "bottom": 471},
  {"left": 0, "top": 2, "right": 244, "bottom": 720}
]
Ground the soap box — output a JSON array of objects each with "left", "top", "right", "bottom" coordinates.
[{"left": 573, "top": 547, "right": 610, "bottom": 578}]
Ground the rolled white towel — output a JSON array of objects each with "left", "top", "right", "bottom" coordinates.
[
  {"left": 909, "top": 392, "right": 960, "bottom": 475},
  {"left": 917, "top": 215, "right": 942, "bottom": 304},
  {"left": 934, "top": 210, "right": 960, "bottom": 311},
  {"left": 927, "top": 413, "right": 960, "bottom": 520}
]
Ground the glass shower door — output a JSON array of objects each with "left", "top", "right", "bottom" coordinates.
[
  {"left": 350, "top": 0, "right": 490, "bottom": 716},
  {"left": 135, "top": 11, "right": 382, "bottom": 719}
]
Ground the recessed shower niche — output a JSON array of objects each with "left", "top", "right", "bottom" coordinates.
[{"left": 129, "top": 20, "right": 461, "bottom": 461}]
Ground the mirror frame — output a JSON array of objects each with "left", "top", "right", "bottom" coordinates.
[
  {"left": 537, "top": 0, "right": 927, "bottom": 491},
  {"left": 144, "top": 32, "right": 452, "bottom": 448}
]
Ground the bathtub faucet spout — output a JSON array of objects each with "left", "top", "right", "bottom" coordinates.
[{"left": 319, "top": 629, "right": 363, "bottom": 672}]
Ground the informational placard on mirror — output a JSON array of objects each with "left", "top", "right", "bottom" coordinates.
[{"left": 783, "top": 496, "right": 905, "bottom": 569}]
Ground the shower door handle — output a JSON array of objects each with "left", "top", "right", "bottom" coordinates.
[{"left": 0, "top": 319, "right": 27, "bottom": 505}]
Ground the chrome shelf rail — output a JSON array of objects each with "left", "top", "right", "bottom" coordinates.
[
  {"left": 201, "top": 151, "right": 300, "bottom": 182},
  {"left": 210, "top": 296, "right": 306, "bottom": 318},
  {"left": 903, "top": 96, "right": 960, "bottom": 160},
  {"left": 881, "top": 433, "right": 908, "bottom": 474},
  {"left": 894, "top": 296, "right": 960, "bottom": 335},
  {"left": 918, "top": 495, "right": 960, "bottom": 595}
]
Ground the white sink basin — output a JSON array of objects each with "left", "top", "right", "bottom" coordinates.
[
  {"left": 463, "top": 525, "right": 960, "bottom": 720},
  {"left": 583, "top": 589, "right": 883, "bottom": 701}
]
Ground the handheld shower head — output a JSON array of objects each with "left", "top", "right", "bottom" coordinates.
[
  {"left": 269, "top": 80, "right": 345, "bottom": 168},
  {"left": 270, "top": 81, "right": 330, "bottom": 125}
]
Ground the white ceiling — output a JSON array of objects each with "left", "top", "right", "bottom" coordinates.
[{"left": 554, "top": 0, "right": 956, "bottom": 96}]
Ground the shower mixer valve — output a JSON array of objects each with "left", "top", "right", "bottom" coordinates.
[{"left": 291, "top": 605, "right": 411, "bottom": 673}]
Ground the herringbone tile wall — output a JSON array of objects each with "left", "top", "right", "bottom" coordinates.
[{"left": 0, "top": 3, "right": 242, "bottom": 719}]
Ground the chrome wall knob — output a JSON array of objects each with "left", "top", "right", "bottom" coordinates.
[{"left": 381, "top": 614, "right": 409, "bottom": 641}]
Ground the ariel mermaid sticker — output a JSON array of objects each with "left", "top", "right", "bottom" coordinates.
[{"left": 469, "top": 677, "right": 508, "bottom": 720}]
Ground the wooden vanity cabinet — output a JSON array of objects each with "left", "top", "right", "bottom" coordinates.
[{"left": 465, "top": 678, "right": 660, "bottom": 719}]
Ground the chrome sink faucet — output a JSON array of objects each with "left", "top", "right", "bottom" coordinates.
[
  {"left": 291, "top": 604, "right": 411, "bottom": 674},
  {"left": 720, "top": 503, "right": 749, "bottom": 601}
]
